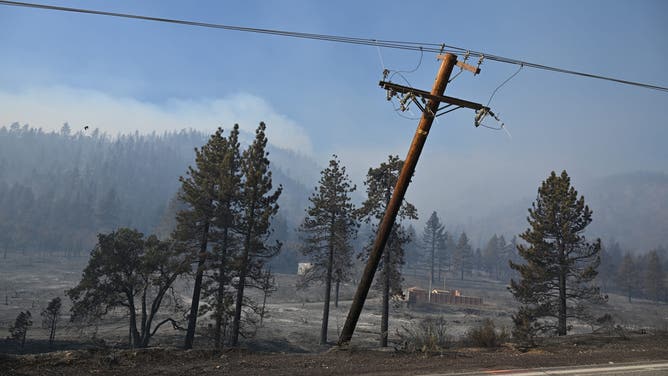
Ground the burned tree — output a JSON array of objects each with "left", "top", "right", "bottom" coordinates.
[
  {"left": 509, "top": 171, "right": 603, "bottom": 336},
  {"left": 299, "top": 155, "right": 357, "bottom": 345}
]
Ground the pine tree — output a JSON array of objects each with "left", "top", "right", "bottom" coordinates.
[
  {"left": 616, "top": 252, "right": 637, "bottom": 302},
  {"left": 473, "top": 247, "right": 483, "bottom": 275},
  {"left": 201, "top": 125, "right": 243, "bottom": 349},
  {"left": 482, "top": 234, "right": 500, "bottom": 277},
  {"left": 453, "top": 232, "right": 473, "bottom": 280},
  {"left": 9, "top": 310, "right": 32, "bottom": 351},
  {"left": 499, "top": 236, "right": 519, "bottom": 282},
  {"left": 509, "top": 171, "right": 603, "bottom": 336},
  {"left": 644, "top": 250, "right": 666, "bottom": 303},
  {"left": 95, "top": 188, "right": 121, "bottom": 231},
  {"left": 422, "top": 211, "right": 445, "bottom": 285},
  {"left": 231, "top": 123, "right": 282, "bottom": 346},
  {"left": 258, "top": 267, "right": 277, "bottom": 327},
  {"left": 41, "top": 297, "right": 62, "bottom": 346},
  {"left": 436, "top": 232, "right": 450, "bottom": 282},
  {"left": 358, "top": 155, "right": 417, "bottom": 347},
  {"left": 598, "top": 241, "right": 622, "bottom": 294},
  {"left": 175, "top": 129, "right": 229, "bottom": 349},
  {"left": 403, "top": 224, "right": 419, "bottom": 275},
  {"left": 299, "top": 155, "right": 357, "bottom": 345},
  {"left": 483, "top": 234, "right": 515, "bottom": 282}
]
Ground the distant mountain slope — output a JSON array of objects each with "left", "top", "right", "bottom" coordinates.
[
  {"left": 585, "top": 171, "right": 668, "bottom": 251},
  {"left": 474, "top": 171, "right": 668, "bottom": 252},
  {"left": 0, "top": 124, "right": 314, "bottom": 254}
]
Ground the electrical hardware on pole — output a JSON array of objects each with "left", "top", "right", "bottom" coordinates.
[
  {"left": 339, "top": 53, "right": 462, "bottom": 345},
  {"left": 339, "top": 51, "right": 501, "bottom": 345}
]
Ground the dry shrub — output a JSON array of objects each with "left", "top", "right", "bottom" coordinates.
[
  {"left": 466, "top": 319, "right": 509, "bottom": 348},
  {"left": 395, "top": 316, "right": 451, "bottom": 353}
]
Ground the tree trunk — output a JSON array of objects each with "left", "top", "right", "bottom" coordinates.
[
  {"left": 437, "top": 251, "right": 442, "bottom": 282},
  {"left": 232, "top": 215, "right": 254, "bottom": 347},
  {"left": 430, "top": 236, "right": 435, "bottom": 285},
  {"left": 260, "top": 287, "right": 268, "bottom": 327},
  {"left": 320, "top": 238, "right": 334, "bottom": 345},
  {"left": 140, "top": 290, "right": 147, "bottom": 342},
  {"left": 184, "top": 221, "right": 210, "bottom": 349},
  {"left": 380, "top": 241, "right": 390, "bottom": 347},
  {"left": 558, "top": 257, "right": 567, "bottom": 336},
  {"left": 214, "top": 228, "right": 229, "bottom": 349},
  {"left": 334, "top": 280, "right": 340, "bottom": 308},
  {"left": 231, "top": 257, "right": 247, "bottom": 346},
  {"left": 49, "top": 319, "right": 56, "bottom": 345},
  {"left": 139, "top": 306, "right": 151, "bottom": 348},
  {"left": 128, "top": 298, "right": 142, "bottom": 347}
]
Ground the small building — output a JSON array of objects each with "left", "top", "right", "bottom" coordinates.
[
  {"left": 406, "top": 286, "right": 482, "bottom": 307},
  {"left": 297, "top": 262, "right": 313, "bottom": 276}
]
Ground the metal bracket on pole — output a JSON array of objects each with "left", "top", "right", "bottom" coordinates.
[{"left": 380, "top": 81, "right": 490, "bottom": 118}]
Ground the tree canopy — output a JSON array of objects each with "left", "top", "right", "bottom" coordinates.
[
  {"left": 510, "top": 171, "right": 604, "bottom": 337},
  {"left": 299, "top": 155, "right": 358, "bottom": 344},
  {"left": 68, "top": 228, "right": 188, "bottom": 348}
]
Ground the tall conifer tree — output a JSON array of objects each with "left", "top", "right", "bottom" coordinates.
[
  {"left": 453, "top": 232, "right": 473, "bottom": 280},
  {"left": 175, "top": 129, "right": 229, "bottom": 349},
  {"left": 422, "top": 212, "right": 445, "bottom": 285},
  {"left": 231, "top": 122, "right": 282, "bottom": 346},
  {"left": 200, "top": 125, "right": 243, "bottom": 349},
  {"left": 617, "top": 252, "right": 637, "bottom": 302},
  {"left": 644, "top": 250, "right": 666, "bottom": 303},
  {"left": 299, "top": 155, "right": 358, "bottom": 345},
  {"left": 358, "top": 155, "right": 417, "bottom": 347},
  {"left": 510, "top": 171, "right": 603, "bottom": 336}
]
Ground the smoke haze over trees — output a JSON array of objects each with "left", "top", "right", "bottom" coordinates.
[
  {"left": 0, "top": 124, "right": 311, "bottom": 263},
  {"left": 0, "top": 123, "right": 666, "bottom": 275}
]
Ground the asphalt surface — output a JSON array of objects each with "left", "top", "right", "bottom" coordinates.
[{"left": 420, "top": 361, "right": 668, "bottom": 376}]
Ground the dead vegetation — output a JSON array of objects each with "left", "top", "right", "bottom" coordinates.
[
  {"left": 1, "top": 252, "right": 667, "bottom": 376},
  {"left": 2, "top": 332, "right": 668, "bottom": 376}
]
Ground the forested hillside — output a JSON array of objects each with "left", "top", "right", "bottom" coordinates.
[
  {"left": 587, "top": 171, "right": 668, "bottom": 251},
  {"left": 0, "top": 123, "right": 311, "bottom": 259}
]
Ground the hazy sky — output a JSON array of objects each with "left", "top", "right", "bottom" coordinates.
[{"left": 1, "top": 0, "right": 667, "bottom": 243}]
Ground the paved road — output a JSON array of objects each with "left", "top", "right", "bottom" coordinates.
[{"left": 419, "top": 361, "right": 668, "bottom": 376}]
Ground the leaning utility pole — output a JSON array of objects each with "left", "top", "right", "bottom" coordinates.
[{"left": 338, "top": 53, "right": 458, "bottom": 345}]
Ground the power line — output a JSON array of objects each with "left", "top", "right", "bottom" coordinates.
[
  {"left": 487, "top": 65, "right": 524, "bottom": 107},
  {"left": 1, "top": 0, "right": 667, "bottom": 93}
]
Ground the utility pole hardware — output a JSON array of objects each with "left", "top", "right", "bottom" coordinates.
[{"left": 338, "top": 53, "right": 464, "bottom": 345}]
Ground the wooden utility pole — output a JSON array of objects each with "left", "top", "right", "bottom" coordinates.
[{"left": 338, "top": 53, "right": 459, "bottom": 345}]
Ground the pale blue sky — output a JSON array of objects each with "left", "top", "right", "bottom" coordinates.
[{"left": 1, "top": 0, "right": 667, "bottom": 240}]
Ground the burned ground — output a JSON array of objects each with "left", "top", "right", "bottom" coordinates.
[{"left": 1, "top": 252, "right": 667, "bottom": 375}]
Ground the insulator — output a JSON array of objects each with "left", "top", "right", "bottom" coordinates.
[{"left": 474, "top": 108, "right": 488, "bottom": 127}]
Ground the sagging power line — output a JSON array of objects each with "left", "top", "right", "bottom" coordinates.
[{"left": 1, "top": 0, "right": 667, "bottom": 93}]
